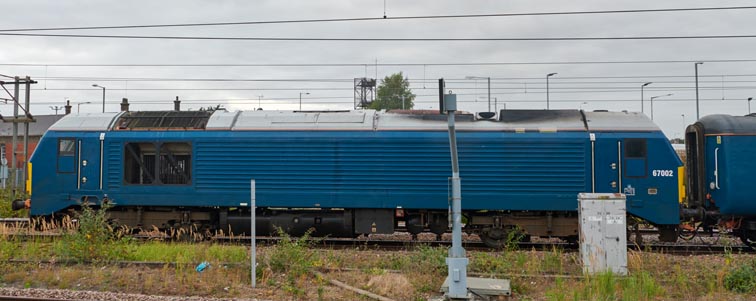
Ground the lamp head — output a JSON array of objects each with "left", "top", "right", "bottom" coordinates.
[
  {"left": 92, "top": 84, "right": 99, "bottom": 87},
  {"left": 643, "top": 82, "right": 652, "bottom": 87},
  {"left": 547, "top": 73, "right": 557, "bottom": 77},
  {"left": 749, "top": 97, "right": 753, "bottom": 101}
]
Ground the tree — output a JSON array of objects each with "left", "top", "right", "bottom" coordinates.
[{"left": 369, "top": 72, "right": 415, "bottom": 110}]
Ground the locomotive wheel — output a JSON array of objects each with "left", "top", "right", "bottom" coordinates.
[
  {"left": 739, "top": 230, "right": 756, "bottom": 250},
  {"left": 481, "top": 227, "right": 530, "bottom": 248},
  {"left": 406, "top": 215, "right": 424, "bottom": 236}
]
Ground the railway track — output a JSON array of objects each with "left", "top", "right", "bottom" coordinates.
[
  {"left": 0, "top": 296, "right": 68, "bottom": 301},
  {"left": 3, "top": 218, "right": 752, "bottom": 254},
  {"left": 0, "top": 217, "right": 29, "bottom": 225}
]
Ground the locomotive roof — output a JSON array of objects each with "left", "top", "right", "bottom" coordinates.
[
  {"left": 691, "top": 114, "right": 756, "bottom": 135},
  {"left": 48, "top": 109, "right": 660, "bottom": 132}
]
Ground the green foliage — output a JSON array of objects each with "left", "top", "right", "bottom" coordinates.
[
  {"left": 470, "top": 252, "right": 510, "bottom": 275},
  {"left": 407, "top": 245, "right": 446, "bottom": 273},
  {"left": 724, "top": 259, "right": 756, "bottom": 293},
  {"left": 0, "top": 188, "right": 27, "bottom": 218},
  {"left": 55, "top": 202, "right": 134, "bottom": 262},
  {"left": 262, "top": 229, "right": 318, "bottom": 298},
  {"left": 264, "top": 228, "right": 317, "bottom": 277},
  {"left": 561, "top": 271, "right": 664, "bottom": 301},
  {"left": 369, "top": 72, "right": 415, "bottom": 110}
]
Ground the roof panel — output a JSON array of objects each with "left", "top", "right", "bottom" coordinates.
[
  {"left": 206, "top": 111, "right": 240, "bottom": 130},
  {"left": 47, "top": 112, "right": 121, "bottom": 131},
  {"left": 584, "top": 111, "right": 659, "bottom": 132}
]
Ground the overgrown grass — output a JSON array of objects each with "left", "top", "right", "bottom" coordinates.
[
  {"left": 724, "top": 259, "right": 756, "bottom": 293},
  {"left": 0, "top": 187, "right": 27, "bottom": 218},
  {"left": 53, "top": 203, "right": 134, "bottom": 262}
]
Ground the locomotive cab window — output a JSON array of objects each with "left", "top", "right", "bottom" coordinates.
[
  {"left": 124, "top": 142, "right": 191, "bottom": 185},
  {"left": 624, "top": 139, "right": 648, "bottom": 178},
  {"left": 57, "top": 138, "right": 76, "bottom": 173}
]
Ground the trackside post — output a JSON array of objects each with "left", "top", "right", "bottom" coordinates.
[{"left": 250, "top": 179, "right": 256, "bottom": 288}]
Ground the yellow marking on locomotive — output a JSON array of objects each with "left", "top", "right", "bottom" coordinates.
[
  {"left": 677, "top": 166, "right": 685, "bottom": 204},
  {"left": 25, "top": 162, "right": 31, "bottom": 196}
]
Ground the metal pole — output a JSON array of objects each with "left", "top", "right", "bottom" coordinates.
[
  {"left": 444, "top": 94, "right": 468, "bottom": 300},
  {"left": 299, "top": 93, "right": 302, "bottom": 111},
  {"left": 641, "top": 85, "right": 644, "bottom": 113},
  {"left": 641, "top": 82, "right": 652, "bottom": 114},
  {"left": 250, "top": 179, "right": 256, "bottom": 288},
  {"left": 546, "top": 76, "right": 550, "bottom": 110},
  {"left": 11, "top": 77, "right": 18, "bottom": 200},
  {"left": 695, "top": 62, "right": 703, "bottom": 120},
  {"left": 22, "top": 77, "right": 30, "bottom": 190},
  {"left": 748, "top": 97, "right": 752, "bottom": 115},
  {"left": 651, "top": 97, "right": 654, "bottom": 121},
  {"left": 546, "top": 73, "right": 557, "bottom": 110},
  {"left": 487, "top": 77, "right": 491, "bottom": 112},
  {"left": 101, "top": 87, "right": 106, "bottom": 113}
]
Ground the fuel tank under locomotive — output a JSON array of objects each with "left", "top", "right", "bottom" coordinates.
[{"left": 222, "top": 209, "right": 355, "bottom": 237}]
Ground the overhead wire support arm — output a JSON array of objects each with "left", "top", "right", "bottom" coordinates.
[{"left": 0, "top": 82, "right": 35, "bottom": 120}]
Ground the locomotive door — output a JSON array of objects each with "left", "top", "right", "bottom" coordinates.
[
  {"left": 76, "top": 134, "right": 104, "bottom": 192},
  {"left": 593, "top": 135, "right": 622, "bottom": 193}
]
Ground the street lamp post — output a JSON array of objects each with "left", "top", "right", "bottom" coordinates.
[
  {"left": 695, "top": 62, "right": 704, "bottom": 120},
  {"left": 76, "top": 101, "right": 92, "bottom": 114},
  {"left": 641, "top": 82, "right": 652, "bottom": 114},
  {"left": 92, "top": 84, "right": 106, "bottom": 113},
  {"left": 299, "top": 92, "right": 310, "bottom": 111},
  {"left": 748, "top": 97, "right": 753, "bottom": 115},
  {"left": 650, "top": 93, "right": 673, "bottom": 121},
  {"left": 465, "top": 76, "right": 491, "bottom": 112},
  {"left": 546, "top": 73, "right": 557, "bottom": 110}
]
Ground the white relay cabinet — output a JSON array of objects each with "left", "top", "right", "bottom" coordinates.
[{"left": 578, "top": 193, "right": 628, "bottom": 276}]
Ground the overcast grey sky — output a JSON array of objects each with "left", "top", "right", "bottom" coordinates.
[{"left": 1, "top": 0, "right": 755, "bottom": 138}]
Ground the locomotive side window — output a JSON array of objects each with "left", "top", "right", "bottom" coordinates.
[
  {"left": 124, "top": 143, "right": 156, "bottom": 184},
  {"left": 625, "top": 139, "right": 647, "bottom": 158},
  {"left": 57, "top": 138, "right": 76, "bottom": 173},
  {"left": 624, "top": 139, "right": 648, "bottom": 178},
  {"left": 159, "top": 143, "right": 191, "bottom": 185},
  {"left": 124, "top": 142, "right": 191, "bottom": 185}
]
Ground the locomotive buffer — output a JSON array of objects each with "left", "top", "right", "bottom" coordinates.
[{"left": 439, "top": 92, "right": 510, "bottom": 300}]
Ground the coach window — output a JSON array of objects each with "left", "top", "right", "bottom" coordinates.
[
  {"left": 124, "top": 143, "right": 157, "bottom": 184},
  {"left": 57, "top": 138, "right": 76, "bottom": 173},
  {"left": 624, "top": 139, "right": 648, "bottom": 178},
  {"left": 159, "top": 142, "right": 191, "bottom": 185}
]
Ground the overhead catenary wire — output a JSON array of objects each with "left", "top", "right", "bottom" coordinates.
[
  {"left": 0, "top": 6, "right": 753, "bottom": 33},
  {"left": 4, "top": 58, "right": 756, "bottom": 67},
  {"left": 20, "top": 73, "right": 756, "bottom": 82},
  {"left": 13, "top": 97, "right": 752, "bottom": 107},
  {"left": 3, "top": 32, "right": 756, "bottom": 41}
]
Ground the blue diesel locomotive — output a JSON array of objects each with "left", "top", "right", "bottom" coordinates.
[{"left": 15, "top": 109, "right": 684, "bottom": 246}]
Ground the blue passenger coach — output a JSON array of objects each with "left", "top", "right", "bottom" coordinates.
[
  {"left": 685, "top": 114, "right": 756, "bottom": 246},
  {"left": 21, "top": 109, "right": 682, "bottom": 246}
]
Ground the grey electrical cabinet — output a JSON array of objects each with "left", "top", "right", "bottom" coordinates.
[{"left": 578, "top": 193, "right": 628, "bottom": 276}]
